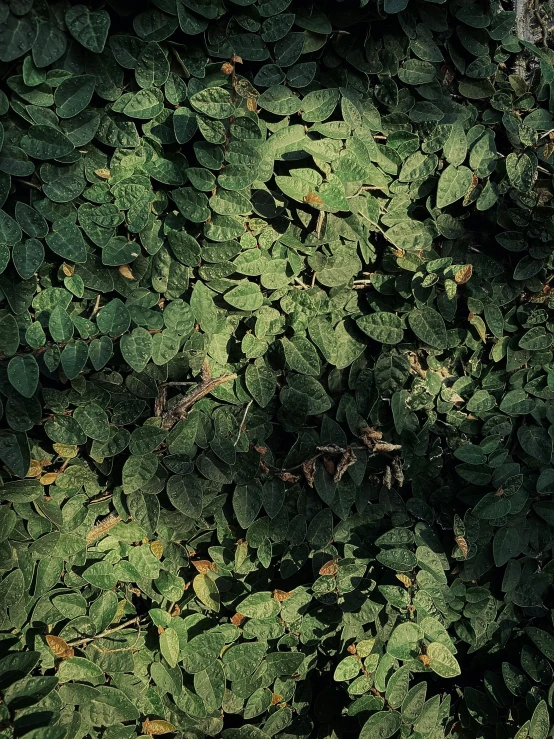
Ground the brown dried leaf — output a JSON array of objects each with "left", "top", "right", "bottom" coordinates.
[
  {"left": 231, "top": 612, "right": 246, "bottom": 627},
  {"left": 322, "top": 456, "right": 335, "bottom": 476},
  {"left": 333, "top": 446, "right": 357, "bottom": 483},
  {"left": 373, "top": 442, "right": 402, "bottom": 453},
  {"left": 360, "top": 426, "right": 383, "bottom": 442},
  {"left": 303, "top": 192, "right": 324, "bottom": 205},
  {"left": 271, "top": 693, "right": 284, "bottom": 706},
  {"left": 441, "top": 64, "right": 455, "bottom": 86},
  {"left": 454, "top": 264, "right": 473, "bottom": 284},
  {"left": 221, "top": 62, "right": 234, "bottom": 75},
  {"left": 319, "top": 558, "right": 338, "bottom": 576},
  {"left": 391, "top": 457, "right": 404, "bottom": 487},
  {"left": 302, "top": 458, "right": 316, "bottom": 488},
  {"left": 46, "top": 634, "right": 74, "bottom": 659},
  {"left": 275, "top": 471, "right": 300, "bottom": 484},
  {"left": 347, "top": 644, "right": 357, "bottom": 654},
  {"left": 273, "top": 589, "right": 293, "bottom": 601},
  {"left": 455, "top": 535, "right": 469, "bottom": 559},
  {"left": 316, "top": 444, "right": 346, "bottom": 454},
  {"left": 418, "top": 654, "right": 430, "bottom": 667}
]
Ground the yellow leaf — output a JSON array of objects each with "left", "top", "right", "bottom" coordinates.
[
  {"left": 118, "top": 264, "right": 135, "bottom": 280},
  {"left": 53, "top": 444, "right": 78, "bottom": 459},
  {"left": 454, "top": 264, "right": 472, "bottom": 284},
  {"left": 62, "top": 263, "right": 74, "bottom": 276},
  {"left": 150, "top": 541, "right": 164, "bottom": 559},
  {"left": 94, "top": 168, "right": 111, "bottom": 179},
  {"left": 469, "top": 313, "right": 487, "bottom": 342},
  {"left": 114, "top": 599, "right": 126, "bottom": 622},
  {"left": 40, "top": 473, "right": 58, "bottom": 485},
  {"left": 142, "top": 718, "right": 177, "bottom": 735},
  {"left": 191, "top": 559, "right": 217, "bottom": 574},
  {"left": 395, "top": 573, "right": 411, "bottom": 587},
  {"left": 26, "top": 460, "right": 42, "bottom": 478}
]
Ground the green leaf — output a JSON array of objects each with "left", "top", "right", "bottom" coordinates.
[
  {"left": 82, "top": 562, "right": 118, "bottom": 590},
  {"left": 122, "top": 453, "right": 158, "bottom": 494},
  {"left": 360, "top": 711, "right": 401, "bottom": 739},
  {"left": 356, "top": 313, "right": 403, "bottom": 344},
  {"left": 436, "top": 165, "right": 474, "bottom": 208},
  {"left": 160, "top": 627, "right": 180, "bottom": 668},
  {"left": 245, "top": 359, "right": 276, "bottom": 408},
  {"left": 73, "top": 403, "right": 110, "bottom": 442},
  {"left": 233, "top": 482, "right": 263, "bottom": 529},
  {"left": 167, "top": 474, "right": 203, "bottom": 518},
  {"left": 190, "top": 87, "right": 234, "bottom": 119},
  {"left": 193, "top": 573, "right": 220, "bottom": 612},
  {"left": 0, "top": 210, "right": 22, "bottom": 246},
  {"left": 21, "top": 125, "right": 75, "bottom": 160},
  {"left": 65, "top": 5, "right": 110, "bottom": 53},
  {"left": 120, "top": 328, "right": 152, "bottom": 372},
  {"left": 427, "top": 642, "right": 461, "bottom": 678},
  {"left": 225, "top": 281, "right": 263, "bottom": 311},
  {"left": 7, "top": 355, "right": 39, "bottom": 398},
  {"left": 376, "top": 548, "right": 417, "bottom": 572},
  {"left": 386, "top": 221, "right": 432, "bottom": 251},
  {"left": 408, "top": 308, "right": 447, "bottom": 349},
  {"left": 54, "top": 75, "right": 96, "bottom": 119},
  {"left": 45, "top": 219, "right": 87, "bottom": 263},
  {"left": 96, "top": 299, "right": 130, "bottom": 337}
]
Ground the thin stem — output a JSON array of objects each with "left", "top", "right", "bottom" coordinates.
[
  {"left": 67, "top": 615, "right": 147, "bottom": 647},
  {"left": 15, "top": 178, "right": 42, "bottom": 191},
  {"left": 234, "top": 400, "right": 252, "bottom": 446}
]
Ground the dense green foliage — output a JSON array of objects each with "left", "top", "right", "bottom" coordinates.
[{"left": 1, "top": 0, "right": 554, "bottom": 737}]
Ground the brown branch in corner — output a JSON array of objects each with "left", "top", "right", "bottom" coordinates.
[{"left": 161, "top": 360, "right": 237, "bottom": 429}]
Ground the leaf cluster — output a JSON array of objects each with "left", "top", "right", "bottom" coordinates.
[{"left": 1, "top": 1, "right": 554, "bottom": 738}]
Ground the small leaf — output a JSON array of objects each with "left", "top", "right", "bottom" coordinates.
[{"left": 193, "top": 573, "right": 220, "bottom": 612}]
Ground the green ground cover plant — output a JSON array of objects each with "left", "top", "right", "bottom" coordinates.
[{"left": 1, "top": 0, "right": 554, "bottom": 737}]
